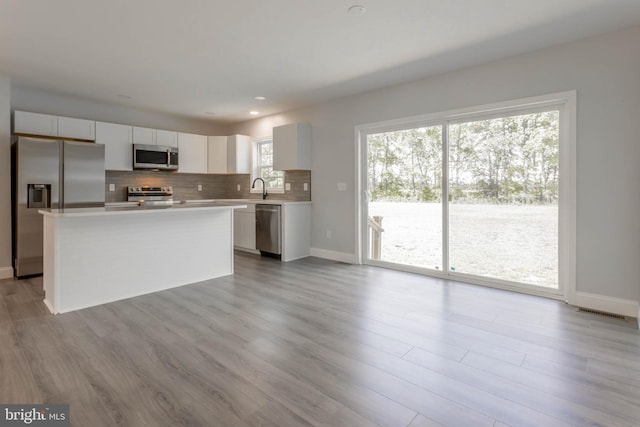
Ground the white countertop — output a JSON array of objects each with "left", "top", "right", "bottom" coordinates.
[
  {"left": 39, "top": 201, "right": 247, "bottom": 218},
  {"left": 104, "top": 199, "right": 312, "bottom": 208},
  {"left": 215, "top": 199, "right": 312, "bottom": 205}
]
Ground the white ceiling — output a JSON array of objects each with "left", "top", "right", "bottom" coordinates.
[{"left": 2, "top": 0, "right": 640, "bottom": 124}]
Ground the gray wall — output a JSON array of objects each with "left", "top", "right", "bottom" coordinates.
[
  {"left": 0, "top": 76, "right": 11, "bottom": 278},
  {"left": 229, "top": 26, "right": 640, "bottom": 303}
]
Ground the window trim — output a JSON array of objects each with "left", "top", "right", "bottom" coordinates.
[
  {"left": 252, "top": 137, "right": 285, "bottom": 193},
  {"left": 355, "top": 91, "right": 576, "bottom": 303}
]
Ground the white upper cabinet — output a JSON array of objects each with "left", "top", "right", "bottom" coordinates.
[
  {"left": 57, "top": 116, "right": 95, "bottom": 141},
  {"left": 14, "top": 111, "right": 96, "bottom": 141},
  {"left": 178, "top": 132, "right": 208, "bottom": 173},
  {"left": 14, "top": 111, "right": 58, "bottom": 137},
  {"left": 227, "top": 135, "right": 252, "bottom": 174},
  {"left": 132, "top": 126, "right": 156, "bottom": 145},
  {"left": 207, "top": 136, "right": 228, "bottom": 173},
  {"left": 95, "top": 121, "right": 133, "bottom": 171},
  {"left": 273, "top": 122, "right": 311, "bottom": 170},
  {"left": 131, "top": 127, "right": 179, "bottom": 147},
  {"left": 156, "top": 129, "right": 178, "bottom": 147},
  {"left": 207, "top": 135, "right": 252, "bottom": 174}
]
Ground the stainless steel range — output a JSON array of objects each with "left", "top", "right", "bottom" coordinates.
[{"left": 127, "top": 186, "right": 174, "bottom": 206}]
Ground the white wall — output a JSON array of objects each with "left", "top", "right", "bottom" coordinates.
[
  {"left": 230, "top": 26, "right": 640, "bottom": 304},
  {"left": 0, "top": 76, "right": 11, "bottom": 278},
  {"left": 10, "top": 84, "right": 227, "bottom": 136}
]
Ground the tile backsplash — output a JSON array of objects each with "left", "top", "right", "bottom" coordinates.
[{"left": 105, "top": 170, "right": 311, "bottom": 203}]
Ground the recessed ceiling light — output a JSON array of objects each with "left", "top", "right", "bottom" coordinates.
[
  {"left": 348, "top": 5, "right": 366, "bottom": 15},
  {"left": 116, "top": 94, "right": 132, "bottom": 99},
  {"left": 254, "top": 96, "right": 266, "bottom": 101},
  {"left": 250, "top": 111, "right": 260, "bottom": 115}
]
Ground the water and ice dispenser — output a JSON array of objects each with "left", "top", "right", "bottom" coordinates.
[{"left": 27, "top": 184, "right": 51, "bottom": 209}]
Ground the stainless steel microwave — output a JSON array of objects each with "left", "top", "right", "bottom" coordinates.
[{"left": 133, "top": 144, "right": 178, "bottom": 170}]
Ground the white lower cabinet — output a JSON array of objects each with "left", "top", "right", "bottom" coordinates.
[
  {"left": 232, "top": 201, "right": 311, "bottom": 261},
  {"left": 233, "top": 204, "right": 257, "bottom": 252},
  {"left": 281, "top": 203, "right": 311, "bottom": 261}
]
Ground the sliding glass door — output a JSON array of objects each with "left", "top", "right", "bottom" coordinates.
[
  {"left": 448, "top": 111, "right": 559, "bottom": 289},
  {"left": 361, "top": 99, "right": 566, "bottom": 294},
  {"left": 366, "top": 126, "right": 443, "bottom": 270}
]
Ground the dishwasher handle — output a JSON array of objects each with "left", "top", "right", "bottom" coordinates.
[{"left": 256, "top": 205, "right": 280, "bottom": 212}]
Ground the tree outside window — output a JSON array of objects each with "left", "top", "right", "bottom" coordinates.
[{"left": 255, "top": 139, "right": 284, "bottom": 189}]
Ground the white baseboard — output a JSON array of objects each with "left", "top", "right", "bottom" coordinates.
[
  {"left": 574, "top": 291, "right": 639, "bottom": 318},
  {"left": 310, "top": 248, "right": 356, "bottom": 264},
  {"left": 0, "top": 266, "right": 14, "bottom": 280}
]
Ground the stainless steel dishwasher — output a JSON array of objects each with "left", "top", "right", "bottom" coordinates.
[{"left": 255, "top": 204, "right": 282, "bottom": 257}]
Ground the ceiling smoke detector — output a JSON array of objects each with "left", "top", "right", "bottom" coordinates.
[
  {"left": 254, "top": 96, "right": 266, "bottom": 101},
  {"left": 348, "top": 5, "right": 366, "bottom": 15}
]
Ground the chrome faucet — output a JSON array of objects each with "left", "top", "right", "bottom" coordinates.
[{"left": 251, "top": 177, "right": 267, "bottom": 200}]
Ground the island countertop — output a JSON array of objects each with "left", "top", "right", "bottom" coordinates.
[{"left": 39, "top": 201, "right": 247, "bottom": 218}]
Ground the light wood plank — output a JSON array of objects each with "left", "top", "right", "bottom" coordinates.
[{"left": 0, "top": 252, "right": 639, "bottom": 426}]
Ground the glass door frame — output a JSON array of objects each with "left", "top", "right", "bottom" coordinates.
[{"left": 355, "top": 91, "right": 576, "bottom": 302}]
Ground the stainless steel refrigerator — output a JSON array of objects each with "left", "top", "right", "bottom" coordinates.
[{"left": 12, "top": 136, "right": 105, "bottom": 278}]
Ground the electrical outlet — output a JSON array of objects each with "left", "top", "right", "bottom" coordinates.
[
  {"left": 285, "top": 183, "right": 291, "bottom": 191},
  {"left": 108, "top": 184, "right": 115, "bottom": 192},
  {"left": 237, "top": 184, "right": 241, "bottom": 191},
  {"left": 304, "top": 183, "right": 309, "bottom": 191},
  {"left": 326, "top": 230, "right": 332, "bottom": 239},
  {"left": 337, "top": 182, "right": 347, "bottom": 191},
  {"left": 197, "top": 184, "right": 202, "bottom": 192}
]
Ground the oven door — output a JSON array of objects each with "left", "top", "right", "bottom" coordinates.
[{"left": 134, "top": 144, "right": 178, "bottom": 170}]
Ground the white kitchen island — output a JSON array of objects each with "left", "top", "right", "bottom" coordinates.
[{"left": 39, "top": 202, "right": 246, "bottom": 314}]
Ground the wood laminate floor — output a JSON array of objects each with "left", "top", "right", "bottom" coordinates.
[{"left": 1, "top": 252, "right": 639, "bottom": 426}]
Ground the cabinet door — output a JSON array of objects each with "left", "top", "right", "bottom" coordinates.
[
  {"left": 273, "top": 123, "right": 311, "bottom": 170},
  {"left": 156, "top": 130, "right": 178, "bottom": 147},
  {"left": 96, "top": 122, "right": 133, "bottom": 171},
  {"left": 233, "top": 210, "right": 242, "bottom": 247},
  {"left": 133, "top": 127, "right": 156, "bottom": 145},
  {"left": 227, "top": 134, "right": 252, "bottom": 174},
  {"left": 14, "top": 111, "right": 58, "bottom": 137},
  {"left": 233, "top": 210, "right": 256, "bottom": 250},
  {"left": 207, "top": 136, "right": 228, "bottom": 173},
  {"left": 242, "top": 211, "right": 256, "bottom": 250},
  {"left": 178, "top": 132, "right": 207, "bottom": 173},
  {"left": 58, "top": 116, "right": 96, "bottom": 141}
]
